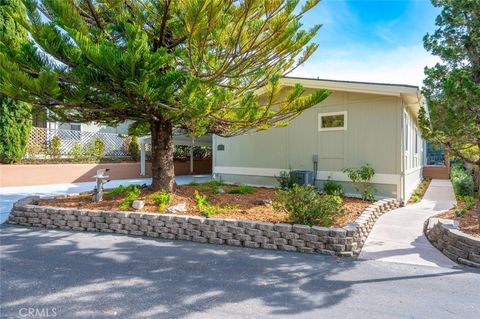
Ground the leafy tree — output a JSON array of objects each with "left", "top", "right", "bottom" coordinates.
[
  {"left": 0, "top": 95, "right": 32, "bottom": 163},
  {"left": 0, "top": 0, "right": 330, "bottom": 191},
  {"left": 419, "top": 0, "right": 480, "bottom": 201}
]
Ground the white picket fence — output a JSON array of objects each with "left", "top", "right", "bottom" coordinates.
[{"left": 26, "top": 127, "right": 131, "bottom": 158}]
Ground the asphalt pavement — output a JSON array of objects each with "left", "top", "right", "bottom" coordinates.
[{"left": 1, "top": 225, "right": 478, "bottom": 319}]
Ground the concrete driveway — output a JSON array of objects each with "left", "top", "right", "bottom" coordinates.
[{"left": 1, "top": 225, "right": 479, "bottom": 319}]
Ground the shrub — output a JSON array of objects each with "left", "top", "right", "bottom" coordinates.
[
  {"left": 129, "top": 136, "right": 140, "bottom": 161},
  {"left": 194, "top": 190, "right": 216, "bottom": 217},
  {"left": 105, "top": 184, "right": 140, "bottom": 197},
  {"left": 119, "top": 186, "right": 141, "bottom": 210},
  {"left": 70, "top": 142, "right": 83, "bottom": 162},
  {"left": 227, "top": 185, "right": 257, "bottom": 194},
  {"left": 274, "top": 184, "right": 343, "bottom": 226},
  {"left": 49, "top": 135, "right": 62, "bottom": 160},
  {"left": 275, "top": 170, "right": 297, "bottom": 190},
  {"left": 0, "top": 97, "right": 32, "bottom": 163},
  {"left": 323, "top": 177, "right": 343, "bottom": 196},
  {"left": 93, "top": 138, "right": 105, "bottom": 160},
  {"left": 451, "top": 162, "right": 474, "bottom": 197},
  {"left": 343, "top": 164, "right": 376, "bottom": 201},
  {"left": 150, "top": 190, "right": 172, "bottom": 211}
]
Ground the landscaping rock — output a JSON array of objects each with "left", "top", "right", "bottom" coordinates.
[
  {"left": 166, "top": 203, "right": 187, "bottom": 214},
  {"left": 253, "top": 199, "right": 272, "bottom": 206},
  {"left": 132, "top": 200, "right": 145, "bottom": 210}
]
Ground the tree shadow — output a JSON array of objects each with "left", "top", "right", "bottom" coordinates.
[{"left": 0, "top": 225, "right": 476, "bottom": 319}]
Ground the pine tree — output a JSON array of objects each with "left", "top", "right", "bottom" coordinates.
[
  {"left": 419, "top": 0, "right": 480, "bottom": 200},
  {"left": 0, "top": 0, "right": 329, "bottom": 191}
]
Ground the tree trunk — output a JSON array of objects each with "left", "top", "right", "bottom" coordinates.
[{"left": 150, "top": 118, "right": 176, "bottom": 192}]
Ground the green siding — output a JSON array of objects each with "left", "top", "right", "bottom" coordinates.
[{"left": 215, "top": 90, "right": 402, "bottom": 175}]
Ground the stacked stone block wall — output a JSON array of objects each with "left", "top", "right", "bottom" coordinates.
[
  {"left": 425, "top": 218, "right": 480, "bottom": 268},
  {"left": 8, "top": 196, "right": 399, "bottom": 257}
]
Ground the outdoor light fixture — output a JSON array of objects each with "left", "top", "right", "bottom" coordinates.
[{"left": 93, "top": 169, "right": 110, "bottom": 202}]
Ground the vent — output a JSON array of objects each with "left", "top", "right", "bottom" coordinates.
[{"left": 290, "top": 170, "right": 315, "bottom": 186}]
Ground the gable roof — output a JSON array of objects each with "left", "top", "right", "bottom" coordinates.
[{"left": 281, "top": 76, "right": 425, "bottom": 119}]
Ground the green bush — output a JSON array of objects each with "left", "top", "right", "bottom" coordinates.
[
  {"left": 194, "top": 190, "right": 216, "bottom": 217},
  {"left": 227, "top": 185, "right": 257, "bottom": 194},
  {"left": 150, "top": 190, "right": 172, "bottom": 211},
  {"left": 105, "top": 184, "right": 140, "bottom": 197},
  {"left": 49, "top": 135, "right": 61, "bottom": 160},
  {"left": 323, "top": 178, "right": 343, "bottom": 196},
  {"left": 275, "top": 170, "right": 297, "bottom": 190},
  {"left": 343, "top": 164, "right": 376, "bottom": 201},
  {"left": 93, "top": 138, "right": 105, "bottom": 160},
  {"left": 0, "top": 97, "right": 32, "bottom": 163},
  {"left": 119, "top": 187, "right": 141, "bottom": 210},
  {"left": 451, "top": 162, "right": 474, "bottom": 197},
  {"left": 274, "top": 184, "right": 343, "bottom": 226},
  {"left": 129, "top": 136, "right": 140, "bottom": 161},
  {"left": 70, "top": 142, "right": 83, "bottom": 162}
]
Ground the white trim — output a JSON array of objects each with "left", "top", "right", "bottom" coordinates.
[
  {"left": 318, "top": 111, "right": 347, "bottom": 131},
  {"left": 213, "top": 166, "right": 400, "bottom": 185},
  {"left": 405, "top": 166, "right": 422, "bottom": 176},
  {"left": 316, "top": 171, "right": 399, "bottom": 185}
]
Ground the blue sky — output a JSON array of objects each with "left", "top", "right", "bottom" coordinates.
[{"left": 290, "top": 0, "right": 441, "bottom": 86}]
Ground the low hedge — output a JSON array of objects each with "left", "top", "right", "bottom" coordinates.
[{"left": 451, "top": 162, "right": 475, "bottom": 197}]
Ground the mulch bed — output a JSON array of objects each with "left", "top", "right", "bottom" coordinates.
[
  {"left": 38, "top": 185, "right": 372, "bottom": 227},
  {"left": 408, "top": 179, "right": 431, "bottom": 204},
  {"left": 436, "top": 209, "right": 480, "bottom": 238}
]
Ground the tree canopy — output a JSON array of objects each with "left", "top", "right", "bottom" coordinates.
[
  {"left": 419, "top": 0, "right": 480, "bottom": 169},
  {"left": 0, "top": 0, "right": 329, "bottom": 190}
]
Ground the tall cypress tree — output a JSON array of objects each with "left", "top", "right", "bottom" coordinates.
[
  {"left": 0, "top": 0, "right": 32, "bottom": 163},
  {"left": 419, "top": 0, "right": 480, "bottom": 199},
  {"left": 0, "top": 0, "right": 329, "bottom": 191}
]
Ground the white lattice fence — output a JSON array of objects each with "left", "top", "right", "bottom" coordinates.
[{"left": 26, "top": 127, "right": 131, "bottom": 158}]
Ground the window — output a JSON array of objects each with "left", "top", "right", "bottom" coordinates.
[
  {"left": 318, "top": 111, "right": 347, "bottom": 131},
  {"left": 70, "top": 124, "right": 81, "bottom": 131}
]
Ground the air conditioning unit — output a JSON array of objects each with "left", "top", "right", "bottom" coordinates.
[{"left": 290, "top": 170, "right": 315, "bottom": 186}]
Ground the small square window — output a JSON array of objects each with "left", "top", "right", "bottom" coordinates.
[
  {"left": 70, "top": 124, "right": 81, "bottom": 131},
  {"left": 319, "top": 112, "right": 347, "bottom": 131}
]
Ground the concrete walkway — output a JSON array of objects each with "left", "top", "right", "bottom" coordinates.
[{"left": 359, "top": 179, "right": 458, "bottom": 268}]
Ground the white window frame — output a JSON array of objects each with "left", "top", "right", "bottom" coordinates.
[{"left": 318, "top": 111, "right": 347, "bottom": 132}]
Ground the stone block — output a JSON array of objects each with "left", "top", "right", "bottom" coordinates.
[
  {"left": 317, "top": 249, "right": 335, "bottom": 256},
  {"left": 289, "top": 239, "right": 305, "bottom": 247},
  {"left": 282, "top": 232, "right": 300, "bottom": 240},
  {"left": 261, "top": 243, "right": 277, "bottom": 250},
  {"left": 244, "top": 241, "right": 260, "bottom": 248},
  {"left": 188, "top": 217, "right": 205, "bottom": 225},
  {"left": 278, "top": 245, "right": 297, "bottom": 252},
  {"left": 202, "top": 231, "right": 218, "bottom": 239},
  {"left": 64, "top": 215, "right": 77, "bottom": 221},
  {"left": 92, "top": 217, "right": 105, "bottom": 223},
  {"left": 234, "top": 234, "right": 251, "bottom": 241},
  {"left": 303, "top": 234, "right": 318, "bottom": 242},
  {"left": 160, "top": 233, "right": 176, "bottom": 239},
  {"left": 293, "top": 224, "right": 311, "bottom": 234},
  {"left": 125, "top": 224, "right": 139, "bottom": 231},
  {"left": 213, "top": 225, "right": 229, "bottom": 233},
  {"left": 54, "top": 220, "right": 67, "bottom": 226},
  {"left": 226, "top": 239, "right": 241, "bottom": 246},
  {"left": 468, "top": 252, "right": 480, "bottom": 263},
  {"left": 186, "top": 229, "right": 201, "bottom": 237},
  {"left": 458, "top": 258, "right": 480, "bottom": 268},
  {"left": 446, "top": 244, "right": 468, "bottom": 259},
  {"left": 199, "top": 224, "right": 212, "bottom": 231},
  {"left": 67, "top": 221, "right": 80, "bottom": 227},
  {"left": 150, "top": 220, "right": 165, "bottom": 227},
  {"left": 273, "top": 238, "right": 288, "bottom": 245},
  {"left": 246, "top": 228, "right": 263, "bottom": 236},
  {"left": 177, "top": 234, "right": 192, "bottom": 241},
  {"left": 192, "top": 236, "right": 208, "bottom": 243},
  {"left": 311, "top": 226, "right": 330, "bottom": 236},
  {"left": 204, "top": 218, "right": 224, "bottom": 226},
  {"left": 28, "top": 218, "right": 41, "bottom": 224},
  {"left": 330, "top": 228, "right": 347, "bottom": 237},
  {"left": 218, "top": 232, "right": 233, "bottom": 240},
  {"left": 254, "top": 236, "right": 269, "bottom": 244},
  {"left": 274, "top": 223, "right": 292, "bottom": 232},
  {"left": 223, "top": 219, "right": 239, "bottom": 227},
  {"left": 239, "top": 220, "right": 257, "bottom": 229},
  {"left": 130, "top": 230, "right": 145, "bottom": 236},
  {"left": 174, "top": 216, "right": 189, "bottom": 223},
  {"left": 264, "top": 230, "right": 280, "bottom": 238},
  {"left": 256, "top": 222, "right": 275, "bottom": 231},
  {"left": 228, "top": 226, "right": 245, "bottom": 234}
]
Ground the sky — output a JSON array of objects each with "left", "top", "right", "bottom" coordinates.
[{"left": 290, "top": 0, "right": 441, "bottom": 86}]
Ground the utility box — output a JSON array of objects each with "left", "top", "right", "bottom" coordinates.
[{"left": 290, "top": 170, "right": 315, "bottom": 186}]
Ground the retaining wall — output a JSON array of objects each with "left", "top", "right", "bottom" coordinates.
[
  {"left": 8, "top": 196, "right": 399, "bottom": 256},
  {"left": 425, "top": 218, "right": 480, "bottom": 268}
]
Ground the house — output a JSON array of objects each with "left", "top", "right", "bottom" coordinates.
[{"left": 212, "top": 77, "right": 426, "bottom": 202}]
